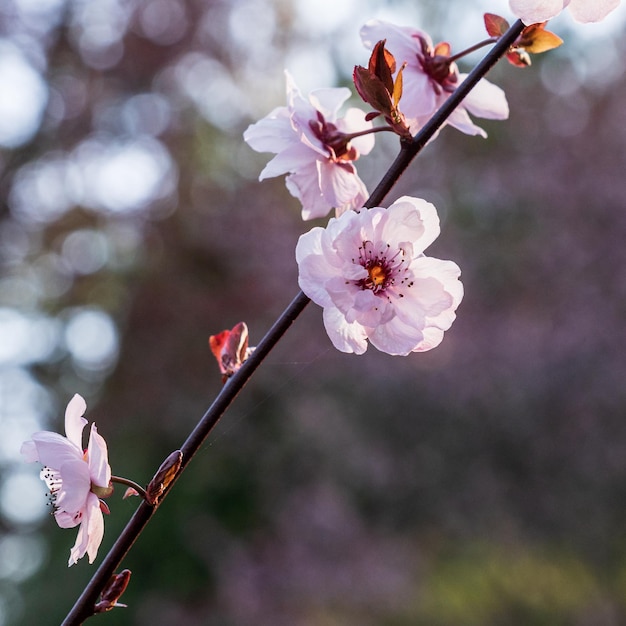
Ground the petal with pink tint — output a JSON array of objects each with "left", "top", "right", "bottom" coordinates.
[{"left": 296, "top": 196, "right": 463, "bottom": 355}]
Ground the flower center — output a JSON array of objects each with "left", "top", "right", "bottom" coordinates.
[
  {"left": 309, "top": 112, "right": 358, "bottom": 162},
  {"left": 354, "top": 240, "right": 413, "bottom": 297},
  {"left": 367, "top": 264, "right": 387, "bottom": 287},
  {"left": 414, "top": 36, "right": 458, "bottom": 95}
]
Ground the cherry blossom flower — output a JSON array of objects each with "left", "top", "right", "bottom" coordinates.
[
  {"left": 360, "top": 20, "right": 509, "bottom": 137},
  {"left": 21, "top": 394, "right": 112, "bottom": 566},
  {"left": 243, "top": 71, "right": 375, "bottom": 220},
  {"left": 296, "top": 196, "right": 463, "bottom": 355},
  {"left": 510, "top": 0, "right": 620, "bottom": 24}
]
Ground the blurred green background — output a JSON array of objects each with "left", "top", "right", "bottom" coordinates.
[{"left": 3, "top": 0, "right": 626, "bottom": 624}]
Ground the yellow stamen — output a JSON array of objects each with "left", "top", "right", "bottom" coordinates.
[{"left": 368, "top": 265, "right": 386, "bottom": 286}]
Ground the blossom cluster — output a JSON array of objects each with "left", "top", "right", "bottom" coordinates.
[
  {"left": 244, "top": 19, "right": 501, "bottom": 355},
  {"left": 242, "top": 7, "right": 618, "bottom": 355}
]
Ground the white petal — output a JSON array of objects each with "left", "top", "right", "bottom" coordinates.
[
  {"left": 285, "top": 70, "right": 316, "bottom": 126},
  {"left": 308, "top": 86, "right": 351, "bottom": 121},
  {"left": 569, "top": 0, "right": 620, "bottom": 21},
  {"left": 461, "top": 76, "right": 509, "bottom": 121},
  {"left": 285, "top": 164, "right": 332, "bottom": 220},
  {"left": 55, "top": 509, "right": 80, "bottom": 529},
  {"left": 295, "top": 224, "right": 324, "bottom": 263},
  {"left": 382, "top": 197, "right": 441, "bottom": 252},
  {"left": 446, "top": 107, "right": 487, "bottom": 137},
  {"left": 331, "top": 207, "right": 379, "bottom": 261},
  {"left": 20, "top": 440, "right": 39, "bottom": 463},
  {"left": 259, "top": 143, "right": 319, "bottom": 180},
  {"left": 412, "top": 326, "right": 446, "bottom": 352},
  {"left": 318, "top": 160, "right": 368, "bottom": 214},
  {"left": 337, "top": 107, "right": 375, "bottom": 156},
  {"left": 67, "top": 493, "right": 104, "bottom": 566},
  {"left": 360, "top": 20, "right": 432, "bottom": 63},
  {"left": 297, "top": 252, "right": 336, "bottom": 308},
  {"left": 398, "top": 69, "right": 439, "bottom": 122},
  {"left": 369, "top": 315, "right": 425, "bottom": 356},
  {"left": 64, "top": 394, "right": 87, "bottom": 450},
  {"left": 509, "top": 0, "right": 566, "bottom": 23},
  {"left": 405, "top": 257, "right": 463, "bottom": 328},
  {"left": 87, "top": 424, "right": 111, "bottom": 487},
  {"left": 55, "top": 458, "right": 91, "bottom": 513},
  {"left": 322, "top": 306, "right": 368, "bottom": 354},
  {"left": 243, "top": 107, "right": 295, "bottom": 154},
  {"left": 28, "top": 431, "right": 82, "bottom": 470}
]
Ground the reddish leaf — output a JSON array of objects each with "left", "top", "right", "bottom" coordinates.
[
  {"left": 353, "top": 65, "right": 394, "bottom": 116},
  {"left": 484, "top": 13, "right": 510, "bottom": 37},
  {"left": 368, "top": 40, "right": 396, "bottom": 95},
  {"left": 506, "top": 49, "right": 532, "bottom": 67},
  {"left": 209, "top": 321, "right": 253, "bottom": 382}
]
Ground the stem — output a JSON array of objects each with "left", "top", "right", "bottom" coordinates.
[
  {"left": 110, "top": 476, "right": 147, "bottom": 500},
  {"left": 447, "top": 36, "right": 499, "bottom": 63},
  {"left": 61, "top": 19, "right": 525, "bottom": 626},
  {"left": 342, "top": 125, "right": 397, "bottom": 141}
]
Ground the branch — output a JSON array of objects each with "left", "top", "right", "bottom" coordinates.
[{"left": 61, "top": 19, "right": 525, "bottom": 625}]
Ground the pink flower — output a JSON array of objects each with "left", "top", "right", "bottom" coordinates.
[
  {"left": 21, "top": 394, "right": 112, "bottom": 566},
  {"left": 296, "top": 196, "right": 463, "bottom": 355},
  {"left": 360, "top": 20, "right": 509, "bottom": 137},
  {"left": 243, "top": 71, "right": 375, "bottom": 220},
  {"left": 510, "top": 0, "right": 620, "bottom": 24}
]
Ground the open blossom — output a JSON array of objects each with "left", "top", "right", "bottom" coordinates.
[
  {"left": 360, "top": 20, "right": 509, "bottom": 137},
  {"left": 510, "top": 0, "right": 620, "bottom": 24},
  {"left": 296, "top": 196, "right": 463, "bottom": 355},
  {"left": 21, "top": 394, "right": 112, "bottom": 566},
  {"left": 243, "top": 71, "right": 375, "bottom": 220}
]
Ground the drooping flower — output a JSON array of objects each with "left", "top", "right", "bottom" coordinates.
[
  {"left": 296, "top": 196, "right": 463, "bottom": 355},
  {"left": 243, "top": 70, "right": 375, "bottom": 220},
  {"left": 510, "top": 0, "right": 620, "bottom": 24},
  {"left": 21, "top": 394, "right": 113, "bottom": 566},
  {"left": 360, "top": 20, "right": 509, "bottom": 137}
]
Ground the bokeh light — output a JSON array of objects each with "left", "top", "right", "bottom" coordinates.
[
  {"left": 0, "top": 471, "right": 48, "bottom": 526},
  {"left": 64, "top": 308, "right": 119, "bottom": 373},
  {"left": 0, "top": 40, "right": 47, "bottom": 148}
]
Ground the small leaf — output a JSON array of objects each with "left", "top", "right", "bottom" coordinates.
[
  {"left": 506, "top": 49, "right": 532, "bottom": 67},
  {"left": 522, "top": 24, "right": 563, "bottom": 53},
  {"left": 368, "top": 40, "right": 396, "bottom": 95},
  {"left": 353, "top": 65, "right": 394, "bottom": 116},
  {"left": 433, "top": 42, "right": 452, "bottom": 57},
  {"left": 484, "top": 13, "right": 510, "bottom": 37},
  {"left": 209, "top": 321, "right": 253, "bottom": 382},
  {"left": 392, "top": 62, "right": 406, "bottom": 108},
  {"left": 123, "top": 487, "right": 139, "bottom": 499}
]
